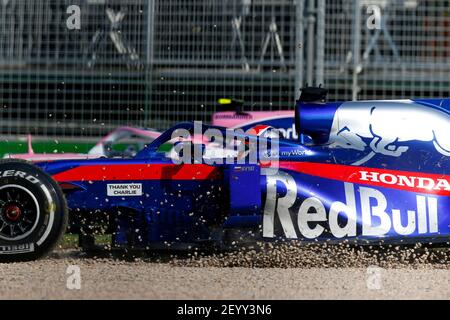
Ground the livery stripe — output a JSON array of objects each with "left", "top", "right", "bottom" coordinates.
[
  {"left": 52, "top": 164, "right": 222, "bottom": 182},
  {"left": 277, "top": 162, "right": 450, "bottom": 196}
]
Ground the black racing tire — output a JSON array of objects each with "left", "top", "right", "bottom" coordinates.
[{"left": 0, "top": 159, "right": 68, "bottom": 262}]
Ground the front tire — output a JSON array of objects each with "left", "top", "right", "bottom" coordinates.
[{"left": 0, "top": 160, "right": 68, "bottom": 262}]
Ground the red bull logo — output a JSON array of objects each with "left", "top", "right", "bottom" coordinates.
[{"left": 263, "top": 172, "right": 440, "bottom": 239}]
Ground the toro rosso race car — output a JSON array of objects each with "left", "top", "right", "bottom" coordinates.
[{"left": 0, "top": 87, "right": 448, "bottom": 262}]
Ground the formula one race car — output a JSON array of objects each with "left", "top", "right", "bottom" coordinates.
[
  {"left": 0, "top": 87, "right": 448, "bottom": 261},
  {"left": 212, "top": 98, "right": 297, "bottom": 140}
]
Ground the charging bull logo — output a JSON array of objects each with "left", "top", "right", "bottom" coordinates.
[{"left": 328, "top": 101, "right": 450, "bottom": 164}]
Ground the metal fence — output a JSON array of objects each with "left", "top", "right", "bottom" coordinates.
[
  {"left": 0, "top": 0, "right": 150, "bottom": 137},
  {"left": 324, "top": 0, "right": 450, "bottom": 101},
  {"left": 0, "top": 0, "right": 450, "bottom": 137},
  {"left": 150, "top": 0, "right": 301, "bottom": 129}
]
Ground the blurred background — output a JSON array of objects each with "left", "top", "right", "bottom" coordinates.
[{"left": 0, "top": 0, "right": 449, "bottom": 153}]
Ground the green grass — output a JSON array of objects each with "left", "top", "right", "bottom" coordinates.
[
  {"left": 0, "top": 140, "right": 95, "bottom": 158},
  {"left": 0, "top": 139, "right": 152, "bottom": 158},
  {"left": 59, "top": 234, "right": 112, "bottom": 249},
  {"left": 60, "top": 234, "right": 80, "bottom": 249}
]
